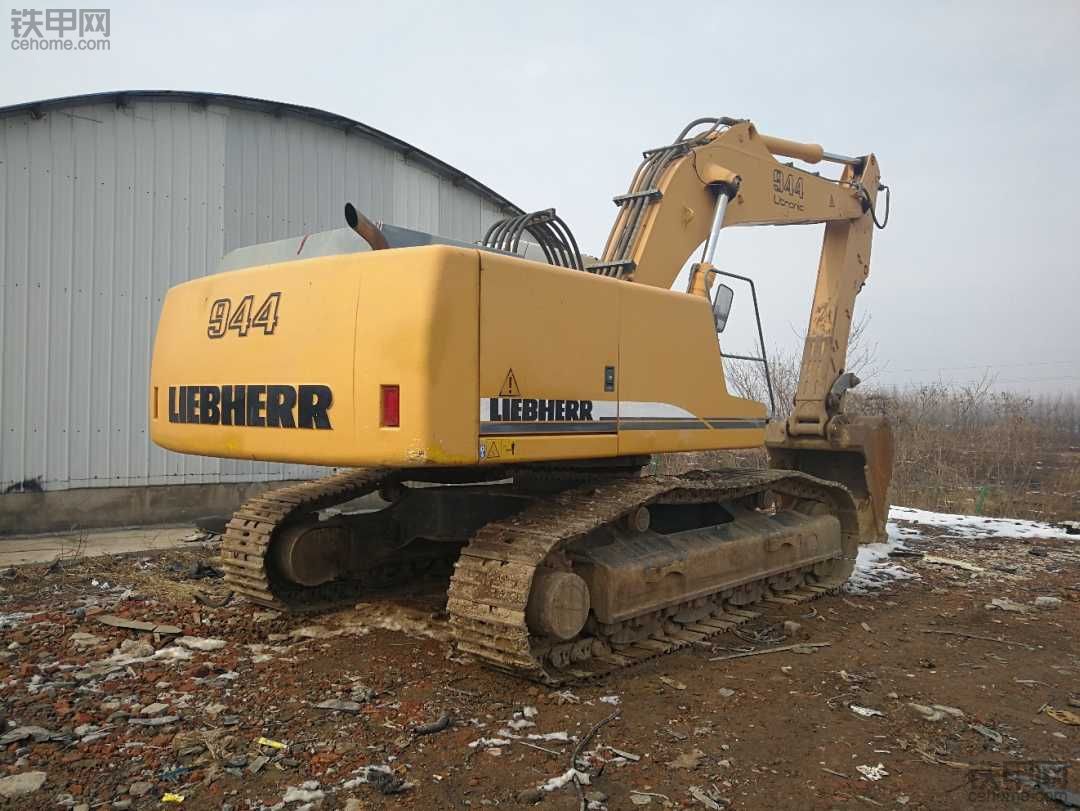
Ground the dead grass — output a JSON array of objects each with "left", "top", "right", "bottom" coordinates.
[
  {"left": 850, "top": 381, "right": 1080, "bottom": 521},
  {"left": 4, "top": 545, "right": 227, "bottom": 606},
  {"left": 679, "top": 338, "right": 1079, "bottom": 522}
]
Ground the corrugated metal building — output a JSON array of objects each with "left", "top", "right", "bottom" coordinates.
[{"left": 0, "top": 91, "right": 519, "bottom": 518}]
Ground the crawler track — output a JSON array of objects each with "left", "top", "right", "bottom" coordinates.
[
  {"left": 222, "top": 466, "right": 859, "bottom": 682},
  {"left": 447, "top": 468, "right": 859, "bottom": 684},
  {"left": 220, "top": 468, "right": 397, "bottom": 609}
]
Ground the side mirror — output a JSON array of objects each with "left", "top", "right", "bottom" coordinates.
[{"left": 712, "top": 283, "right": 734, "bottom": 332}]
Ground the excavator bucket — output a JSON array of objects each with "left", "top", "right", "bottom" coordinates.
[{"left": 765, "top": 415, "right": 894, "bottom": 543}]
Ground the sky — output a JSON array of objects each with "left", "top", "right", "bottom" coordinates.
[{"left": 2, "top": 0, "right": 1078, "bottom": 394}]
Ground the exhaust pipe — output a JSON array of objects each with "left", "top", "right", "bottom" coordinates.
[{"left": 344, "top": 202, "right": 389, "bottom": 251}]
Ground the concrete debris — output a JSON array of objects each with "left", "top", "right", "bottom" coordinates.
[
  {"left": 908, "top": 703, "right": 964, "bottom": 722},
  {"left": 343, "top": 765, "right": 411, "bottom": 795},
  {"left": 128, "top": 715, "right": 180, "bottom": 727},
  {"left": 598, "top": 695, "right": 621, "bottom": 705},
  {"left": 539, "top": 768, "right": 591, "bottom": 792},
  {"left": 527, "top": 732, "right": 571, "bottom": 742},
  {"left": 119, "top": 639, "right": 154, "bottom": 657},
  {"left": 282, "top": 781, "right": 324, "bottom": 803},
  {"left": 856, "top": 763, "right": 889, "bottom": 781},
  {"left": 152, "top": 646, "right": 194, "bottom": 661},
  {"left": 986, "top": 597, "right": 1028, "bottom": 613},
  {"left": 176, "top": 636, "right": 227, "bottom": 651},
  {"left": 140, "top": 702, "right": 169, "bottom": 716},
  {"left": 0, "top": 725, "right": 64, "bottom": 744},
  {"left": 128, "top": 781, "right": 154, "bottom": 797},
  {"left": 316, "top": 698, "right": 363, "bottom": 713},
  {"left": 850, "top": 704, "right": 886, "bottom": 718},
  {"left": 932, "top": 704, "right": 965, "bottom": 717},
  {"left": 468, "top": 737, "right": 512, "bottom": 749},
  {"left": 970, "top": 723, "right": 1004, "bottom": 744},
  {"left": 350, "top": 684, "right": 376, "bottom": 703},
  {"left": 630, "top": 790, "right": 671, "bottom": 805},
  {"left": 689, "top": 785, "right": 729, "bottom": 809},
  {"left": 1034, "top": 596, "right": 1062, "bottom": 609},
  {"left": 69, "top": 631, "right": 104, "bottom": 648},
  {"left": 0, "top": 771, "right": 47, "bottom": 799}
]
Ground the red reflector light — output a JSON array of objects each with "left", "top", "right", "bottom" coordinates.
[{"left": 380, "top": 385, "right": 400, "bottom": 427}]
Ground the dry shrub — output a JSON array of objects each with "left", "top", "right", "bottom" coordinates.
[
  {"left": 661, "top": 320, "right": 1079, "bottom": 521},
  {"left": 850, "top": 379, "right": 1080, "bottom": 521}
]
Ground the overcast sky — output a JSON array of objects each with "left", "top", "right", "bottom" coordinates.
[{"left": 2, "top": 1, "right": 1078, "bottom": 394}]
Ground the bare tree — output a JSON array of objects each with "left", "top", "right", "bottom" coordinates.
[{"left": 725, "top": 312, "right": 879, "bottom": 419}]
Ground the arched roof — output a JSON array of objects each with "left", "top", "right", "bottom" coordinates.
[{"left": 0, "top": 89, "right": 522, "bottom": 216}]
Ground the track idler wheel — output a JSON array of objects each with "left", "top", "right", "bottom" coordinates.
[
  {"left": 525, "top": 569, "right": 591, "bottom": 641},
  {"left": 271, "top": 523, "right": 350, "bottom": 587}
]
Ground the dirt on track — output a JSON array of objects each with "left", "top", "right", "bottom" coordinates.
[{"left": 0, "top": 516, "right": 1076, "bottom": 810}]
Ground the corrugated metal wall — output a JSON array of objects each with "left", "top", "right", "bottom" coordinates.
[{"left": 0, "top": 97, "right": 511, "bottom": 491}]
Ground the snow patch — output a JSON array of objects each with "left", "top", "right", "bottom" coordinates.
[
  {"left": 848, "top": 520, "right": 919, "bottom": 594},
  {"left": 849, "top": 505, "right": 1072, "bottom": 595},
  {"left": 888, "top": 506, "right": 1074, "bottom": 541}
]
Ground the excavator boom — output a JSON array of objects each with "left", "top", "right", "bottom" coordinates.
[{"left": 593, "top": 117, "right": 892, "bottom": 539}]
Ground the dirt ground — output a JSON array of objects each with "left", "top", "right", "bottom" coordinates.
[{"left": 0, "top": 513, "right": 1077, "bottom": 810}]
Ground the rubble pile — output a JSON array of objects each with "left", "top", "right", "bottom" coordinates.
[{"left": 0, "top": 514, "right": 1076, "bottom": 808}]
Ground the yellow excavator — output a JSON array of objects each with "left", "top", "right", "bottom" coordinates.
[{"left": 150, "top": 116, "right": 892, "bottom": 683}]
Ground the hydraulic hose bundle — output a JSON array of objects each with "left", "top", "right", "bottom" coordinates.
[{"left": 481, "top": 208, "right": 583, "bottom": 271}]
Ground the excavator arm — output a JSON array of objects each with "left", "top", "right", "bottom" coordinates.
[{"left": 597, "top": 118, "right": 893, "bottom": 540}]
